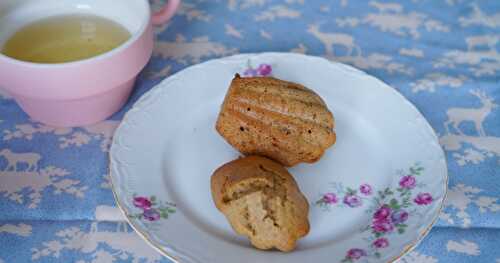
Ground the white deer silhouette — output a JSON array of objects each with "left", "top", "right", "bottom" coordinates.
[
  {"left": 466, "top": 35, "right": 499, "bottom": 51},
  {"left": 444, "top": 90, "right": 497, "bottom": 136},
  {"left": 307, "top": 24, "right": 361, "bottom": 56},
  {"left": 0, "top": 149, "right": 41, "bottom": 172}
]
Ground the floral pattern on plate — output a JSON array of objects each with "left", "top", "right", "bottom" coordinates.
[
  {"left": 316, "top": 183, "right": 373, "bottom": 209},
  {"left": 242, "top": 61, "right": 272, "bottom": 77},
  {"left": 314, "top": 164, "right": 434, "bottom": 262},
  {"left": 131, "top": 195, "right": 176, "bottom": 222}
]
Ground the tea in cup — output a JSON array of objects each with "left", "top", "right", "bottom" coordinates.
[{"left": 0, "top": 0, "right": 180, "bottom": 127}]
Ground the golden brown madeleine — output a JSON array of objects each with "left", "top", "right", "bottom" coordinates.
[
  {"left": 211, "top": 155, "right": 310, "bottom": 252},
  {"left": 216, "top": 75, "right": 336, "bottom": 166}
]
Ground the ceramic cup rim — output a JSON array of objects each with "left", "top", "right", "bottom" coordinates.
[{"left": 0, "top": 0, "right": 151, "bottom": 68}]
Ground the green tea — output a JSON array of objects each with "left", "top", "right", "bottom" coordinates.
[{"left": 2, "top": 14, "right": 131, "bottom": 63}]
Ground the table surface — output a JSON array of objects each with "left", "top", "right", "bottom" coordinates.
[{"left": 1, "top": 1, "right": 500, "bottom": 262}]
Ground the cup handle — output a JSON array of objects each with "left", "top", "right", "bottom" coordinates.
[{"left": 151, "top": 0, "right": 181, "bottom": 25}]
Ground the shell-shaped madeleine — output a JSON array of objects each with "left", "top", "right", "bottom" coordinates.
[{"left": 216, "top": 75, "right": 335, "bottom": 166}]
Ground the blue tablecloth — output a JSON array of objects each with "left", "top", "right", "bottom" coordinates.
[{"left": 1, "top": 1, "right": 499, "bottom": 262}]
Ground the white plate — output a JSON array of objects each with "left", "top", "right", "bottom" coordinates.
[{"left": 110, "top": 53, "right": 447, "bottom": 263}]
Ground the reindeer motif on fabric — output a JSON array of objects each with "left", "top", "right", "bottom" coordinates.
[
  {"left": 0, "top": 149, "right": 41, "bottom": 172},
  {"left": 444, "top": 90, "right": 497, "bottom": 136},
  {"left": 308, "top": 24, "right": 361, "bottom": 56}
]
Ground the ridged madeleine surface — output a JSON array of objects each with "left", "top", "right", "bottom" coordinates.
[{"left": 216, "top": 75, "right": 336, "bottom": 166}]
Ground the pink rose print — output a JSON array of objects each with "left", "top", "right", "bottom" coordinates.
[
  {"left": 344, "top": 194, "right": 363, "bottom": 207},
  {"left": 132, "top": 195, "right": 176, "bottom": 222},
  {"left": 391, "top": 210, "right": 409, "bottom": 224},
  {"left": 373, "top": 237, "right": 389, "bottom": 248},
  {"left": 414, "top": 193, "right": 433, "bottom": 205},
  {"left": 347, "top": 248, "right": 366, "bottom": 260},
  {"left": 143, "top": 209, "right": 161, "bottom": 221},
  {"left": 257, "top": 64, "right": 272, "bottom": 76},
  {"left": 334, "top": 164, "right": 429, "bottom": 261},
  {"left": 359, "top": 184, "right": 373, "bottom": 195},
  {"left": 243, "top": 63, "right": 272, "bottom": 77},
  {"left": 399, "top": 175, "right": 416, "bottom": 189},
  {"left": 373, "top": 205, "right": 392, "bottom": 221},
  {"left": 133, "top": 196, "right": 152, "bottom": 210},
  {"left": 316, "top": 184, "right": 372, "bottom": 209},
  {"left": 372, "top": 219, "right": 394, "bottom": 233},
  {"left": 323, "top": 193, "right": 338, "bottom": 204},
  {"left": 372, "top": 205, "right": 396, "bottom": 233}
]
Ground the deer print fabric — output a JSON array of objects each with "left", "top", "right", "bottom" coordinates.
[{"left": 1, "top": 1, "right": 499, "bottom": 262}]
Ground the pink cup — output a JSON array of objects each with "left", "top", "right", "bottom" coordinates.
[{"left": 0, "top": 0, "right": 181, "bottom": 127}]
